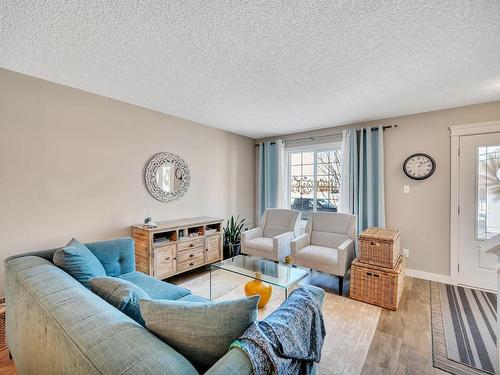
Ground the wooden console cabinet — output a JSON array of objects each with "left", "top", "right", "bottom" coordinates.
[{"left": 131, "top": 216, "right": 223, "bottom": 280}]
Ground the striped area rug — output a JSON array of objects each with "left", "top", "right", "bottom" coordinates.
[{"left": 431, "top": 282, "right": 497, "bottom": 374}]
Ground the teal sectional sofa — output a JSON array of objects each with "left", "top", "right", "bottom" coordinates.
[{"left": 4, "top": 237, "right": 253, "bottom": 374}]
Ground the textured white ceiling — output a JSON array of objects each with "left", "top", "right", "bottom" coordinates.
[{"left": 1, "top": 1, "right": 500, "bottom": 138}]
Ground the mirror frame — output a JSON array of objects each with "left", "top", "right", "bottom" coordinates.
[{"left": 144, "top": 152, "right": 191, "bottom": 203}]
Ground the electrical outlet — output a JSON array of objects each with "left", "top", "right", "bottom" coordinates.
[
  {"left": 403, "top": 248, "right": 410, "bottom": 257},
  {"left": 403, "top": 185, "right": 410, "bottom": 194}
]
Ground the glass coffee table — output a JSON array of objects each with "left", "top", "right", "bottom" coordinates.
[{"left": 209, "top": 255, "right": 309, "bottom": 300}]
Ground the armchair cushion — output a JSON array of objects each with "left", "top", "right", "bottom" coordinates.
[
  {"left": 244, "top": 237, "right": 273, "bottom": 253},
  {"left": 310, "top": 212, "right": 353, "bottom": 234},
  {"left": 293, "top": 245, "right": 339, "bottom": 275},
  {"left": 261, "top": 209, "right": 301, "bottom": 238},
  {"left": 310, "top": 231, "right": 348, "bottom": 249}
]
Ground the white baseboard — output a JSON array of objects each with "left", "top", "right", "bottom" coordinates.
[{"left": 406, "top": 268, "right": 453, "bottom": 284}]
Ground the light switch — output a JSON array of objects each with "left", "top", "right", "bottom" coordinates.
[{"left": 403, "top": 185, "right": 410, "bottom": 194}]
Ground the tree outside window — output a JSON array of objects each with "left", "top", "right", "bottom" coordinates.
[{"left": 289, "top": 148, "right": 342, "bottom": 220}]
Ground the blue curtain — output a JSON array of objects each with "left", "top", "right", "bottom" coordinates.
[
  {"left": 258, "top": 141, "right": 278, "bottom": 217},
  {"left": 345, "top": 126, "right": 385, "bottom": 233}
]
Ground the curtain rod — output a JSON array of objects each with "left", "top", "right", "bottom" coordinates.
[{"left": 255, "top": 124, "right": 398, "bottom": 146}]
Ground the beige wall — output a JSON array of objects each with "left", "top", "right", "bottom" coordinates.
[
  {"left": 260, "top": 100, "right": 500, "bottom": 277},
  {"left": 0, "top": 69, "right": 255, "bottom": 294}
]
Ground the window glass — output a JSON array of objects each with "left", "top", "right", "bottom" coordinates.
[{"left": 289, "top": 147, "right": 342, "bottom": 220}]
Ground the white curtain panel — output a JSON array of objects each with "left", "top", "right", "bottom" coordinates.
[
  {"left": 377, "top": 127, "right": 385, "bottom": 226},
  {"left": 276, "top": 139, "right": 288, "bottom": 209},
  {"left": 339, "top": 129, "right": 352, "bottom": 214}
]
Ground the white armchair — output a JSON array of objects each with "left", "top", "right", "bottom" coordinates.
[
  {"left": 291, "top": 212, "right": 356, "bottom": 295},
  {"left": 241, "top": 209, "right": 301, "bottom": 261}
]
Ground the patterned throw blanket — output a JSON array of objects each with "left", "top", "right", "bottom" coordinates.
[{"left": 231, "top": 286, "right": 326, "bottom": 375}]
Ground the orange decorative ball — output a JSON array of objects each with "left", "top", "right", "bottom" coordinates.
[{"left": 245, "top": 272, "right": 272, "bottom": 308}]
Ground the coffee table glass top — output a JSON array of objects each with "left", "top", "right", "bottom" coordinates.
[{"left": 211, "top": 255, "right": 308, "bottom": 289}]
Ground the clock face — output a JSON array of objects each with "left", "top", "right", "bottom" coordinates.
[{"left": 403, "top": 153, "right": 436, "bottom": 180}]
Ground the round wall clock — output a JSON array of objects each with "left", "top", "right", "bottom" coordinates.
[{"left": 403, "top": 153, "right": 436, "bottom": 180}]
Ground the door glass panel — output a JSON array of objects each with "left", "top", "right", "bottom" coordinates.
[{"left": 477, "top": 145, "right": 500, "bottom": 239}]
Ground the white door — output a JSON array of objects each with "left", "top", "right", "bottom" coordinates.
[{"left": 459, "top": 133, "right": 500, "bottom": 291}]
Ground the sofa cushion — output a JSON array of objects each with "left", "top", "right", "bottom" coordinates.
[
  {"left": 140, "top": 296, "right": 259, "bottom": 372},
  {"left": 245, "top": 237, "right": 273, "bottom": 252},
  {"left": 85, "top": 237, "right": 135, "bottom": 276},
  {"left": 177, "top": 294, "right": 210, "bottom": 303},
  {"left": 118, "top": 271, "right": 190, "bottom": 300},
  {"left": 294, "top": 245, "right": 339, "bottom": 274},
  {"left": 89, "top": 276, "right": 150, "bottom": 325},
  {"left": 53, "top": 239, "right": 106, "bottom": 288}
]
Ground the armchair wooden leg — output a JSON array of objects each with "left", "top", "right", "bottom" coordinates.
[{"left": 338, "top": 276, "right": 344, "bottom": 296}]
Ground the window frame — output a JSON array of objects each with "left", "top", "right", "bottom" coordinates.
[{"left": 286, "top": 142, "right": 342, "bottom": 221}]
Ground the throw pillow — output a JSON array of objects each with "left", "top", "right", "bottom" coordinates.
[
  {"left": 53, "top": 238, "right": 106, "bottom": 288},
  {"left": 89, "top": 276, "right": 150, "bottom": 325},
  {"left": 139, "top": 296, "right": 259, "bottom": 372}
]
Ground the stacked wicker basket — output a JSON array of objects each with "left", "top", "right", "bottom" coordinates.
[
  {"left": 0, "top": 297, "right": 5, "bottom": 351},
  {"left": 350, "top": 227, "right": 405, "bottom": 310}
]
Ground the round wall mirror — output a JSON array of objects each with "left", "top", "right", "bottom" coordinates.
[{"left": 144, "top": 152, "right": 191, "bottom": 202}]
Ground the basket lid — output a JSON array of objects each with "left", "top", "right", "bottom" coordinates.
[
  {"left": 353, "top": 256, "right": 405, "bottom": 273},
  {"left": 359, "top": 227, "right": 399, "bottom": 242}
]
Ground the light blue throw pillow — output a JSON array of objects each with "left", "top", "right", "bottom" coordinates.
[
  {"left": 89, "top": 276, "right": 150, "bottom": 325},
  {"left": 139, "top": 296, "right": 259, "bottom": 372},
  {"left": 53, "top": 238, "right": 106, "bottom": 288}
]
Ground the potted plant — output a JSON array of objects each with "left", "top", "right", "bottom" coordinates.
[{"left": 223, "top": 215, "right": 245, "bottom": 259}]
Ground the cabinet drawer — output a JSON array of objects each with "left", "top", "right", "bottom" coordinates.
[
  {"left": 177, "top": 253, "right": 204, "bottom": 271},
  {"left": 178, "top": 247, "right": 204, "bottom": 263},
  {"left": 178, "top": 238, "right": 204, "bottom": 252}
]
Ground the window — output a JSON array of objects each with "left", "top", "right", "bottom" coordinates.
[{"left": 288, "top": 145, "right": 342, "bottom": 220}]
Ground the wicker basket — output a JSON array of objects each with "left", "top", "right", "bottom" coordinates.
[
  {"left": 358, "top": 227, "right": 400, "bottom": 268},
  {"left": 350, "top": 256, "right": 405, "bottom": 310},
  {"left": 0, "top": 297, "right": 5, "bottom": 351}
]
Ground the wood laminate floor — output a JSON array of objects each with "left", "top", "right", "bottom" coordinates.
[
  {"left": 0, "top": 270, "right": 447, "bottom": 375},
  {"left": 361, "top": 277, "right": 447, "bottom": 375}
]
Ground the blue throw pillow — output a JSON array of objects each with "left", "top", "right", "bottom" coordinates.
[
  {"left": 89, "top": 276, "right": 150, "bottom": 325},
  {"left": 53, "top": 238, "right": 106, "bottom": 288},
  {"left": 139, "top": 296, "right": 259, "bottom": 372}
]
